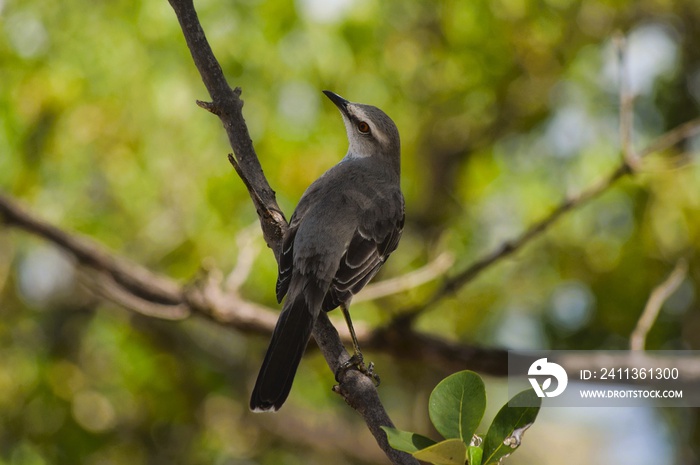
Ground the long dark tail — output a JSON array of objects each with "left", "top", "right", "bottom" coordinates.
[{"left": 250, "top": 286, "right": 320, "bottom": 412}]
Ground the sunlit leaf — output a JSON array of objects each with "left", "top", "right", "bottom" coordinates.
[{"left": 413, "top": 438, "right": 468, "bottom": 465}]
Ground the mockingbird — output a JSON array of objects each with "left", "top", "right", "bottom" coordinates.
[{"left": 250, "top": 91, "right": 405, "bottom": 412}]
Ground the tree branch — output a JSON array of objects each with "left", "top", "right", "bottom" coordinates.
[
  {"left": 165, "top": 0, "right": 417, "bottom": 462},
  {"left": 4, "top": 193, "right": 700, "bottom": 385},
  {"left": 401, "top": 116, "right": 700, "bottom": 322},
  {"left": 402, "top": 163, "right": 632, "bottom": 321},
  {"left": 0, "top": 193, "right": 185, "bottom": 310},
  {"left": 167, "top": 0, "right": 286, "bottom": 259},
  {"left": 630, "top": 259, "right": 688, "bottom": 351}
]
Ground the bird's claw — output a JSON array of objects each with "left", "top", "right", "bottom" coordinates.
[
  {"left": 335, "top": 353, "right": 381, "bottom": 386},
  {"left": 365, "top": 361, "right": 380, "bottom": 386}
]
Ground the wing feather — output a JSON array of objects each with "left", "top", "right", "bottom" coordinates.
[
  {"left": 276, "top": 224, "right": 298, "bottom": 303},
  {"left": 322, "top": 206, "right": 404, "bottom": 312}
]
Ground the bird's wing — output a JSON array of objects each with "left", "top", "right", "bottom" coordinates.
[
  {"left": 322, "top": 197, "right": 404, "bottom": 312},
  {"left": 275, "top": 220, "right": 298, "bottom": 303}
]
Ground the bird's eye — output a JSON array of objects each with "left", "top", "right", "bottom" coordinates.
[{"left": 357, "top": 121, "right": 370, "bottom": 134}]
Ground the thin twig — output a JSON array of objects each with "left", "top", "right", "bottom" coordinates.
[
  {"left": 615, "top": 32, "right": 639, "bottom": 169},
  {"left": 354, "top": 252, "right": 455, "bottom": 303},
  {"left": 630, "top": 259, "right": 688, "bottom": 351},
  {"left": 224, "top": 221, "right": 261, "bottom": 294},
  {"left": 639, "top": 116, "right": 700, "bottom": 157},
  {"left": 80, "top": 269, "right": 191, "bottom": 320},
  {"left": 404, "top": 162, "right": 631, "bottom": 319}
]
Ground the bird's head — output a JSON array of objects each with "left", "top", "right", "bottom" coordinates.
[{"left": 323, "top": 90, "right": 401, "bottom": 171}]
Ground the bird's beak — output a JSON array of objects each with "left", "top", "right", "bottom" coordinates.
[{"left": 323, "top": 90, "right": 350, "bottom": 115}]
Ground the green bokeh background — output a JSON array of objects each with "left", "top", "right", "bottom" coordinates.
[{"left": 1, "top": 0, "right": 700, "bottom": 463}]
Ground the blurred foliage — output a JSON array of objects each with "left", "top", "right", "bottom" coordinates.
[{"left": 1, "top": 0, "right": 700, "bottom": 464}]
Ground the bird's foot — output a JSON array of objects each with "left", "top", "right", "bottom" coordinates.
[{"left": 335, "top": 353, "right": 380, "bottom": 386}]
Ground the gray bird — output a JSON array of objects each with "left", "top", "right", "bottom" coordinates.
[{"left": 250, "top": 91, "right": 405, "bottom": 412}]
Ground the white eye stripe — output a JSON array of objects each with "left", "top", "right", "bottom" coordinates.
[
  {"left": 350, "top": 106, "right": 368, "bottom": 120},
  {"left": 347, "top": 105, "right": 388, "bottom": 146}
]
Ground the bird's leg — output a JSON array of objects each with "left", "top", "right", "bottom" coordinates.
[
  {"left": 334, "top": 303, "right": 380, "bottom": 386},
  {"left": 342, "top": 303, "right": 363, "bottom": 358}
]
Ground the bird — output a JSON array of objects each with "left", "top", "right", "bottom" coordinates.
[{"left": 249, "top": 90, "right": 405, "bottom": 412}]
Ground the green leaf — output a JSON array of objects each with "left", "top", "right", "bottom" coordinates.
[
  {"left": 482, "top": 389, "right": 541, "bottom": 465},
  {"left": 381, "top": 426, "right": 436, "bottom": 454},
  {"left": 429, "top": 370, "right": 486, "bottom": 444},
  {"left": 413, "top": 438, "right": 468, "bottom": 465},
  {"left": 467, "top": 445, "right": 483, "bottom": 465}
]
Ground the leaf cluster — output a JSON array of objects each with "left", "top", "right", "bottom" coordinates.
[{"left": 383, "top": 371, "right": 541, "bottom": 465}]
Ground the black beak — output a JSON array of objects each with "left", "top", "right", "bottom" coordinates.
[{"left": 323, "top": 90, "right": 350, "bottom": 113}]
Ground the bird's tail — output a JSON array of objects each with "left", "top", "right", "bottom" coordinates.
[{"left": 250, "top": 282, "right": 322, "bottom": 412}]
